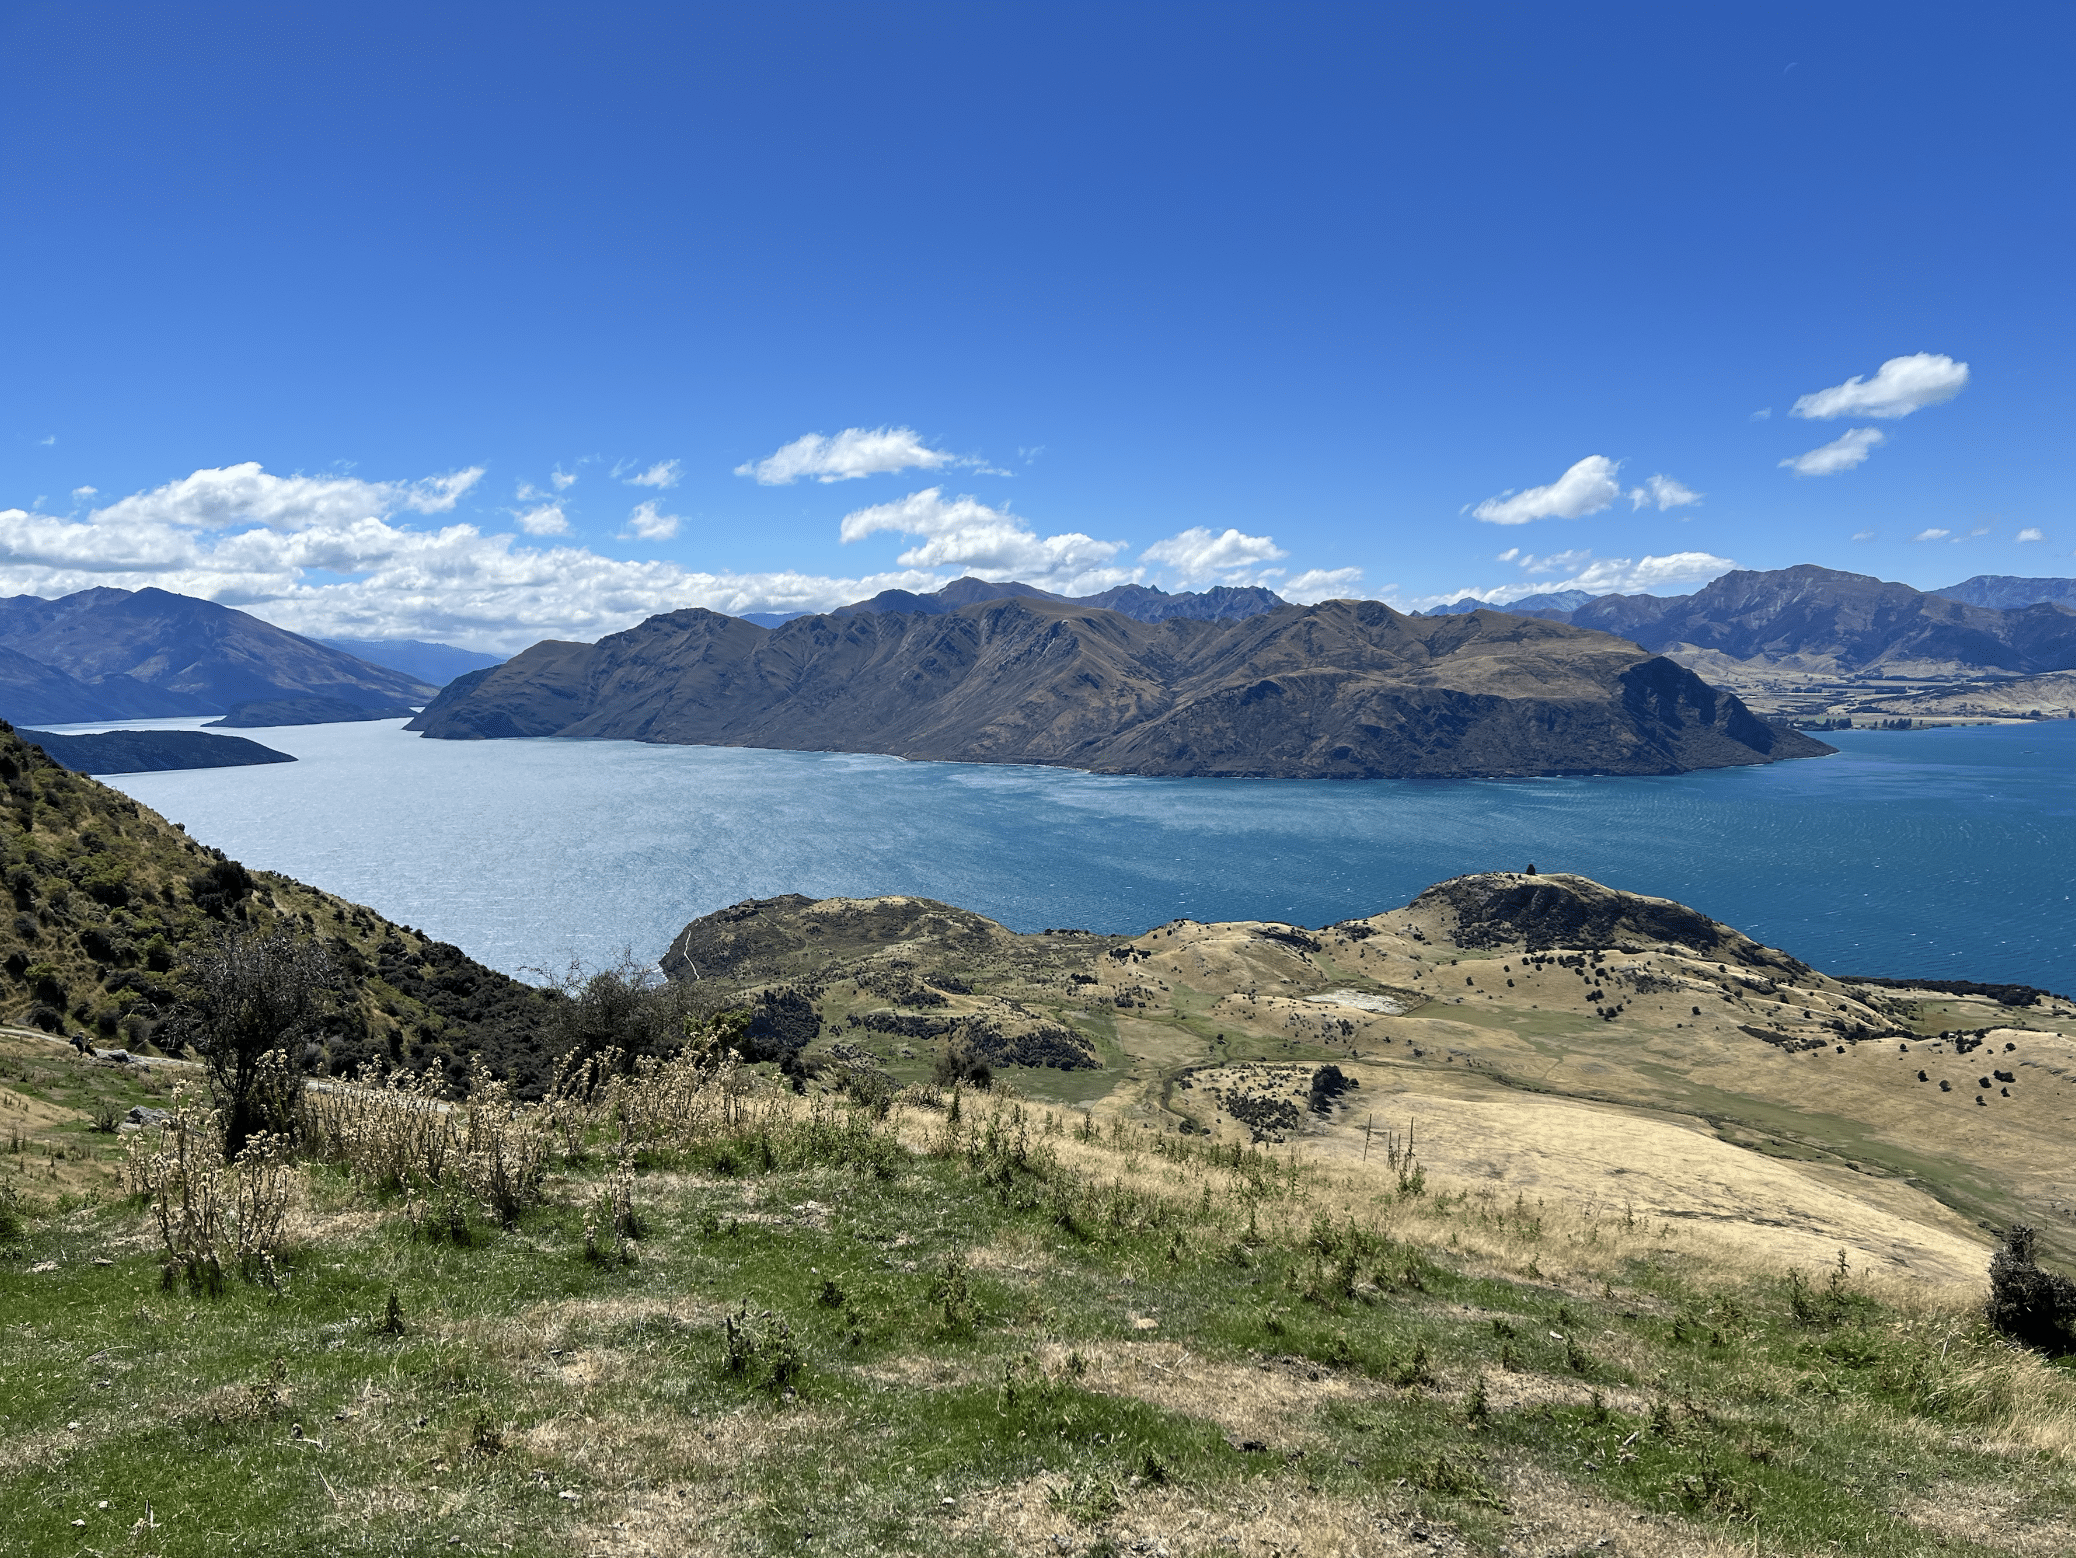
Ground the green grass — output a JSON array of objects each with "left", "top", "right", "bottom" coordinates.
[{"left": 2, "top": 1090, "right": 2071, "bottom": 1556}]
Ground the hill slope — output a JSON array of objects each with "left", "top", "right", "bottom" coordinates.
[
  {"left": 0, "top": 719, "right": 552, "bottom": 1087},
  {"left": 408, "top": 596, "right": 1832, "bottom": 778},
  {"left": 663, "top": 870, "right": 2076, "bottom": 1267},
  {"left": 18, "top": 728, "right": 297, "bottom": 775},
  {"left": 0, "top": 587, "right": 437, "bottom": 717}
]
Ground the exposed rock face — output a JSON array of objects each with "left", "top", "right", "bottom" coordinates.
[
  {"left": 1568, "top": 566, "right": 2076, "bottom": 675},
  {"left": 1408, "top": 871, "right": 1811, "bottom": 974},
  {"left": 410, "top": 596, "right": 1832, "bottom": 779},
  {"left": 0, "top": 587, "right": 437, "bottom": 718}
]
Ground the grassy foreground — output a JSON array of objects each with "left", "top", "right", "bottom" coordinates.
[{"left": 4, "top": 1034, "right": 2074, "bottom": 1558}]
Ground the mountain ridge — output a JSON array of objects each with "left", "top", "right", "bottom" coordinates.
[
  {"left": 0, "top": 587, "right": 437, "bottom": 723},
  {"left": 407, "top": 594, "right": 1831, "bottom": 778}
]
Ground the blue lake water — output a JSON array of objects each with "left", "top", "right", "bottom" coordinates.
[{"left": 46, "top": 717, "right": 2076, "bottom": 991}]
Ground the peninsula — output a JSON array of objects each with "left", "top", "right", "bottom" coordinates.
[{"left": 407, "top": 594, "right": 1832, "bottom": 778}]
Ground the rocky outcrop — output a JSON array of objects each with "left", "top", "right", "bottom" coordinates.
[
  {"left": 1408, "top": 871, "right": 1811, "bottom": 974},
  {"left": 411, "top": 596, "right": 1833, "bottom": 780}
]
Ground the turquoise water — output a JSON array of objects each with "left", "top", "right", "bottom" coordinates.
[{"left": 53, "top": 718, "right": 2076, "bottom": 991}]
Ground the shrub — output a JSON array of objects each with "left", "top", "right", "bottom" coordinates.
[{"left": 1986, "top": 1225, "right": 2076, "bottom": 1355}]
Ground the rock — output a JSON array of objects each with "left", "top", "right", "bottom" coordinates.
[{"left": 126, "top": 1105, "right": 168, "bottom": 1125}]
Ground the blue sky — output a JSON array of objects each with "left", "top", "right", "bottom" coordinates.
[{"left": 2, "top": 2, "right": 2069, "bottom": 650}]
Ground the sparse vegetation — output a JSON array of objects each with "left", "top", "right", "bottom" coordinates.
[{"left": 3, "top": 1020, "right": 2073, "bottom": 1556}]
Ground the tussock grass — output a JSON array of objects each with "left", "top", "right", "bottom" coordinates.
[{"left": 2, "top": 1041, "right": 2073, "bottom": 1557}]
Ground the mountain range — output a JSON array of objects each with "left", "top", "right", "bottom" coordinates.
[
  {"left": 0, "top": 588, "right": 439, "bottom": 725},
  {"left": 407, "top": 594, "right": 1831, "bottom": 778}
]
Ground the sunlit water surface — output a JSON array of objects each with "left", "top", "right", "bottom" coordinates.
[{"left": 49, "top": 717, "right": 2076, "bottom": 990}]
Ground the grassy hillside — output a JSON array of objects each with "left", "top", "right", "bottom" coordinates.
[
  {"left": 2, "top": 1031, "right": 2072, "bottom": 1557},
  {"left": 0, "top": 721, "right": 554, "bottom": 1088}
]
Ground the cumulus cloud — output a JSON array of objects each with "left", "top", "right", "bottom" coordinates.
[
  {"left": 1912, "top": 528, "right": 1951, "bottom": 542},
  {"left": 71, "top": 486, "right": 97, "bottom": 502},
  {"left": 1852, "top": 530, "right": 1876, "bottom": 542},
  {"left": 1471, "top": 456, "right": 1622, "bottom": 525},
  {"left": 90, "top": 461, "right": 483, "bottom": 532},
  {"left": 1780, "top": 427, "right": 1885, "bottom": 476},
  {"left": 1628, "top": 474, "right": 1702, "bottom": 511},
  {"left": 1280, "top": 567, "right": 1365, "bottom": 604},
  {"left": 622, "top": 501, "right": 680, "bottom": 541},
  {"left": 737, "top": 426, "right": 955, "bottom": 485},
  {"left": 838, "top": 488, "right": 1132, "bottom": 595},
  {"left": 624, "top": 460, "right": 681, "bottom": 489},
  {"left": 1139, "top": 526, "right": 1287, "bottom": 584},
  {"left": 1791, "top": 352, "right": 1969, "bottom": 420},
  {"left": 2017, "top": 527, "right": 2045, "bottom": 543},
  {"left": 0, "top": 462, "right": 977, "bottom": 653},
  {"left": 514, "top": 504, "right": 570, "bottom": 536},
  {"left": 550, "top": 468, "right": 578, "bottom": 491}
]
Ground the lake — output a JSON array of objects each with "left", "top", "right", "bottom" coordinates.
[{"left": 47, "top": 717, "right": 2076, "bottom": 991}]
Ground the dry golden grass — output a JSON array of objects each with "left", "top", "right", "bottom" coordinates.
[{"left": 1896, "top": 1481, "right": 2076, "bottom": 1554}]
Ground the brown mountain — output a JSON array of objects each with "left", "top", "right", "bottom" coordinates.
[
  {"left": 407, "top": 595, "right": 1831, "bottom": 778},
  {"left": 0, "top": 587, "right": 437, "bottom": 717},
  {"left": 836, "top": 573, "right": 1288, "bottom": 624},
  {"left": 1566, "top": 565, "right": 2076, "bottom": 675}
]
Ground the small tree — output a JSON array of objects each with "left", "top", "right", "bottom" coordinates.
[
  {"left": 182, "top": 928, "right": 338, "bottom": 1158},
  {"left": 1986, "top": 1225, "right": 2076, "bottom": 1356}
]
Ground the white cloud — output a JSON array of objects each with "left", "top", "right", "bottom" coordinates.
[
  {"left": 1280, "top": 567, "right": 1365, "bottom": 604},
  {"left": 1912, "top": 528, "right": 1951, "bottom": 542},
  {"left": 515, "top": 504, "right": 570, "bottom": 536},
  {"left": 1561, "top": 552, "right": 1735, "bottom": 595},
  {"left": 1514, "top": 548, "right": 1593, "bottom": 577},
  {"left": 2017, "top": 527, "right": 2045, "bottom": 543},
  {"left": 838, "top": 488, "right": 1132, "bottom": 595},
  {"left": 1750, "top": 408, "right": 1772, "bottom": 421},
  {"left": 1791, "top": 352, "right": 1969, "bottom": 420},
  {"left": 1852, "top": 530, "right": 1876, "bottom": 542},
  {"left": 1405, "top": 550, "right": 1736, "bottom": 611},
  {"left": 737, "top": 426, "right": 955, "bottom": 485},
  {"left": 1628, "top": 474, "right": 1702, "bottom": 511},
  {"left": 1139, "top": 526, "right": 1287, "bottom": 584},
  {"left": 1780, "top": 427, "right": 1885, "bottom": 476},
  {"left": 0, "top": 462, "right": 972, "bottom": 653},
  {"left": 621, "top": 501, "right": 680, "bottom": 541},
  {"left": 1494, "top": 547, "right": 1520, "bottom": 563},
  {"left": 70, "top": 486, "right": 97, "bottom": 501},
  {"left": 550, "top": 468, "right": 578, "bottom": 492},
  {"left": 1471, "top": 456, "right": 1622, "bottom": 525},
  {"left": 90, "top": 461, "right": 484, "bottom": 531},
  {"left": 625, "top": 460, "right": 681, "bottom": 489}
]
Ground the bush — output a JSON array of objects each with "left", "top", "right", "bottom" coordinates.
[{"left": 1986, "top": 1225, "right": 2076, "bottom": 1355}]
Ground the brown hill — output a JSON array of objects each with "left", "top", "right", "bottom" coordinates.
[
  {"left": 0, "top": 587, "right": 437, "bottom": 717},
  {"left": 407, "top": 596, "right": 1831, "bottom": 778}
]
